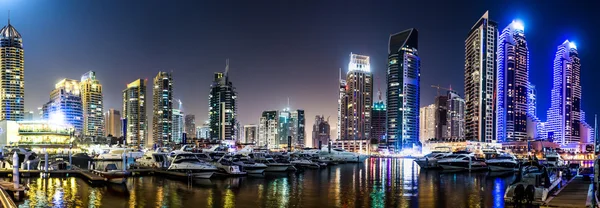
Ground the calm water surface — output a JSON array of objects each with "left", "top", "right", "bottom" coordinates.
[{"left": 12, "top": 158, "right": 516, "bottom": 208}]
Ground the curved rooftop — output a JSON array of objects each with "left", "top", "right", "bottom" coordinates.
[{"left": 0, "top": 23, "right": 22, "bottom": 39}]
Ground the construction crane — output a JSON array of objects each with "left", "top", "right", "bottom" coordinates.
[{"left": 431, "top": 85, "right": 453, "bottom": 96}]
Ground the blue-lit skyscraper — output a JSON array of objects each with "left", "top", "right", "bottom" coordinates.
[
  {"left": 0, "top": 19, "right": 24, "bottom": 121},
  {"left": 209, "top": 60, "right": 237, "bottom": 141},
  {"left": 152, "top": 71, "right": 173, "bottom": 146},
  {"left": 387, "top": 28, "right": 419, "bottom": 151},
  {"left": 465, "top": 11, "right": 497, "bottom": 143},
  {"left": 546, "top": 40, "right": 581, "bottom": 145},
  {"left": 497, "top": 20, "right": 529, "bottom": 142},
  {"left": 43, "top": 79, "right": 84, "bottom": 134}
]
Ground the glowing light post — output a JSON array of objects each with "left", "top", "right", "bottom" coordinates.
[
  {"left": 12, "top": 152, "right": 19, "bottom": 190},
  {"left": 44, "top": 148, "right": 49, "bottom": 178}
]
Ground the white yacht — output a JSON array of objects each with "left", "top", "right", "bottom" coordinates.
[
  {"left": 136, "top": 151, "right": 170, "bottom": 169},
  {"left": 250, "top": 153, "right": 293, "bottom": 172},
  {"left": 544, "top": 151, "right": 565, "bottom": 167},
  {"left": 290, "top": 158, "right": 320, "bottom": 169},
  {"left": 438, "top": 151, "right": 487, "bottom": 171},
  {"left": 168, "top": 153, "right": 218, "bottom": 179},
  {"left": 202, "top": 145, "right": 229, "bottom": 160},
  {"left": 97, "top": 148, "right": 144, "bottom": 160},
  {"left": 414, "top": 147, "right": 452, "bottom": 169},
  {"left": 486, "top": 154, "right": 519, "bottom": 172},
  {"left": 230, "top": 155, "right": 267, "bottom": 174},
  {"left": 215, "top": 155, "right": 247, "bottom": 175},
  {"left": 504, "top": 165, "right": 561, "bottom": 204},
  {"left": 318, "top": 146, "right": 368, "bottom": 163}
]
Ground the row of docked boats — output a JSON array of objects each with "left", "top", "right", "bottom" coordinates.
[{"left": 414, "top": 147, "right": 566, "bottom": 172}]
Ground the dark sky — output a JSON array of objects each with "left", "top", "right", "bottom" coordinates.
[{"left": 2, "top": 0, "right": 599, "bottom": 145}]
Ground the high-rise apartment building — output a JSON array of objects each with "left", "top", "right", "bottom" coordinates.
[
  {"left": 196, "top": 121, "right": 210, "bottom": 139},
  {"left": 185, "top": 115, "right": 196, "bottom": 138},
  {"left": 104, "top": 108, "right": 121, "bottom": 137},
  {"left": 465, "top": 11, "right": 498, "bottom": 143},
  {"left": 123, "top": 79, "right": 147, "bottom": 147},
  {"left": 0, "top": 20, "right": 24, "bottom": 121},
  {"left": 209, "top": 61, "right": 237, "bottom": 141},
  {"left": 290, "top": 109, "right": 305, "bottom": 148},
  {"left": 547, "top": 40, "right": 581, "bottom": 145},
  {"left": 337, "top": 68, "right": 347, "bottom": 141},
  {"left": 152, "top": 71, "right": 173, "bottom": 146},
  {"left": 243, "top": 124, "right": 258, "bottom": 144},
  {"left": 419, "top": 104, "right": 436, "bottom": 143},
  {"left": 312, "top": 115, "right": 330, "bottom": 148},
  {"left": 497, "top": 20, "right": 529, "bottom": 142},
  {"left": 434, "top": 95, "right": 449, "bottom": 140},
  {"left": 372, "top": 100, "right": 387, "bottom": 145},
  {"left": 172, "top": 109, "right": 183, "bottom": 144},
  {"left": 80, "top": 71, "right": 104, "bottom": 137},
  {"left": 43, "top": 79, "right": 83, "bottom": 134},
  {"left": 387, "top": 28, "right": 420, "bottom": 150},
  {"left": 339, "top": 53, "right": 372, "bottom": 151},
  {"left": 447, "top": 91, "right": 466, "bottom": 141},
  {"left": 258, "top": 111, "right": 278, "bottom": 149}
]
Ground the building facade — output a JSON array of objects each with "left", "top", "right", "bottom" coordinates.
[
  {"left": 209, "top": 61, "right": 237, "bottom": 141},
  {"left": 123, "top": 79, "right": 147, "bottom": 147},
  {"left": 339, "top": 53, "right": 373, "bottom": 151},
  {"left": 0, "top": 20, "right": 24, "bottom": 121},
  {"left": 290, "top": 109, "right": 305, "bottom": 148},
  {"left": 243, "top": 124, "right": 258, "bottom": 144},
  {"left": 337, "top": 68, "right": 346, "bottom": 141},
  {"left": 447, "top": 91, "right": 466, "bottom": 141},
  {"left": 546, "top": 40, "right": 581, "bottom": 145},
  {"left": 80, "top": 71, "right": 104, "bottom": 137},
  {"left": 43, "top": 79, "right": 84, "bottom": 134},
  {"left": 152, "top": 71, "right": 173, "bottom": 146},
  {"left": 104, "top": 108, "right": 121, "bottom": 137},
  {"left": 185, "top": 115, "right": 196, "bottom": 139},
  {"left": 465, "top": 11, "right": 498, "bottom": 143},
  {"left": 371, "top": 100, "right": 386, "bottom": 145},
  {"left": 172, "top": 109, "right": 184, "bottom": 144},
  {"left": 387, "top": 28, "right": 420, "bottom": 150},
  {"left": 312, "top": 115, "right": 330, "bottom": 148},
  {"left": 196, "top": 122, "right": 210, "bottom": 139},
  {"left": 497, "top": 20, "right": 529, "bottom": 142},
  {"left": 419, "top": 104, "right": 436, "bottom": 143},
  {"left": 258, "top": 111, "right": 278, "bottom": 149}
]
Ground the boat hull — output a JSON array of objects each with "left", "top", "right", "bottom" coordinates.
[
  {"left": 265, "top": 165, "right": 290, "bottom": 172},
  {"left": 439, "top": 162, "right": 487, "bottom": 171},
  {"left": 487, "top": 163, "right": 518, "bottom": 172}
]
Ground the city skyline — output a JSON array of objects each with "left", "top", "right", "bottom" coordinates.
[{"left": 2, "top": 1, "right": 599, "bottom": 146}]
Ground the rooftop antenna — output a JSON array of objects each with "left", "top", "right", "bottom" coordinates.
[
  {"left": 287, "top": 97, "right": 290, "bottom": 109},
  {"left": 7, "top": 10, "right": 10, "bottom": 25},
  {"left": 224, "top": 59, "right": 230, "bottom": 76}
]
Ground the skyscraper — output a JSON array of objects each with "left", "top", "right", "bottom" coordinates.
[
  {"left": 258, "top": 110, "right": 278, "bottom": 149},
  {"left": 172, "top": 109, "right": 184, "bottom": 144},
  {"left": 185, "top": 115, "right": 196, "bottom": 138},
  {"left": 419, "top": 104, "right": 436, "bottom": 143},
  {"left": 465, "top": 11, "right": 498, "bottom": 143},
  {"left": 547, "top": 40, "right": 581, "bottom": 145},
  {"left": 340, "top": 53, "right": 373, "bottom": 150},
  {"left": 0, "top": 19, "right": 24, "bottom": 121},
  {"left": 372, "top": 100, "right": 387, "bottom": 145},
  {"left": 243, "top": 124, "right": 258, "bottom": 144},
  {"left": 497, "top": 20, "right": 529, "bottom": 142},
  {"left": 434, "top": 95, "right": 449, "bottom": 140},
  {"left": 123, "top": 79, "right": 147, "bottom": 147},
  {"left": 105, "top": 108, "right": 121, "bottom": 137},
  {"left": 209, "top": 60, "right": 237, "bottom": 141},
  {"left": 312, "top": 115, "right": 330, "bottom": 148},
  {"left": 80, "top": 71, "right": 104, "bottom": 137},
  {"left": 43, "top": 79, "right": 83, "bottom": 134},
  {"left": 387, "top": 28, "right": 420, "bottom": 150},
  {"left": 152, "top": 71, "right": 173, "bottom": 146},
  {"left": 447, "top": 91, "right": 466, "bottom": 141},
  {"left": 337, "top": 68, "right": 347, "bottom": 141},
  {"left": 290, "top": 109, "right": 305, "bottom": 148}
]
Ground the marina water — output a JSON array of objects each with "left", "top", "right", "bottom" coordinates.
[{"left": 10, "top": 158, "right": 515, "bottom": 208}]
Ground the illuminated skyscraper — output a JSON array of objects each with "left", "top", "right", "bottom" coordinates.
[
  {"left": 387, "top": 28, "right": 420, "bottom": 150},
  {"left": 258, "top": 110, "right": 278, "bottom": 149},
  {"left": 547, "top": 40, "right": 581, "bottom": 145},
  {"left": 372, "top": 100, "right": 386, "bottom": 145},
  {"left": 0, "top": 19, "right": 24, "bottom": 121},
  {"left": 104, "top": 108, "right": 121, "bottom": 137},
  {"left": 290, "top": 109, "right": 305, "bottom": 148},
  {"left": 43, "top": 79, "right": 83, "bottom": 134},
  {"left": 312, "top": 115, "right": 330, "bottom": 148},
  {"left": 123, "top": 79, "right": 147, "bottom": 147},
  {"left": 152, "top": 71, "right": 173, "bottom": 146},
  {"left": 209, "top": 60, "right": 237, "bottom": 141},
  {"left": 497, "top": 20, "right": 528, "bottom": 142},
  {"left": 340, "top": 53, "right": 372, "bottom": 151},
  {"left": 172, "top": 108, "right": 184, "bottom": 144},
  {"left": 80, "top": 71, "right": 104, "bottom": 137},
  {"left": 243, "top": 124, "right": 258, "bottom": 144},
  {"left": 337, "top": 68, "right": 347, "bottom": 140},
  {"left": 447, "top": 91, "right": 466, "bottom": 141},
  {"left": 419, "top": 104, "right": 436, "bottom": 143},
  {"left": 185, "top": 115, "right": 196, "bottom": 138},
  {"left": 465, "top": 11, "right": 497, "bottom": 143}
]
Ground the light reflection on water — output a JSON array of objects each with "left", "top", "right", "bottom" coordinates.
[{"left": 12, "top": 158, "right": 515, "bottom": 208}]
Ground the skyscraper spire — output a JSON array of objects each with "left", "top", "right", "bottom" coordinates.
[
  {"left": 224, "top": 59, "right": 230, "bottom": 76},
  {"left": 7, "top": 10, "right": 9, "bottom": 25}
]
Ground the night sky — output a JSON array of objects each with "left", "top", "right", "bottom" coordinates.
[{"left": 2, "top": 0, "right": 599, "bottom": 145}]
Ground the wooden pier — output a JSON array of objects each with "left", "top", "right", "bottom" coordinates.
[{"left": 544, "top": 177, "right": 593, "bottom": 208}]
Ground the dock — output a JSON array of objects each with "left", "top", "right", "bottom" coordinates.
[{"left": 544, "top": 177, "right": 593, "bottom": 208}]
